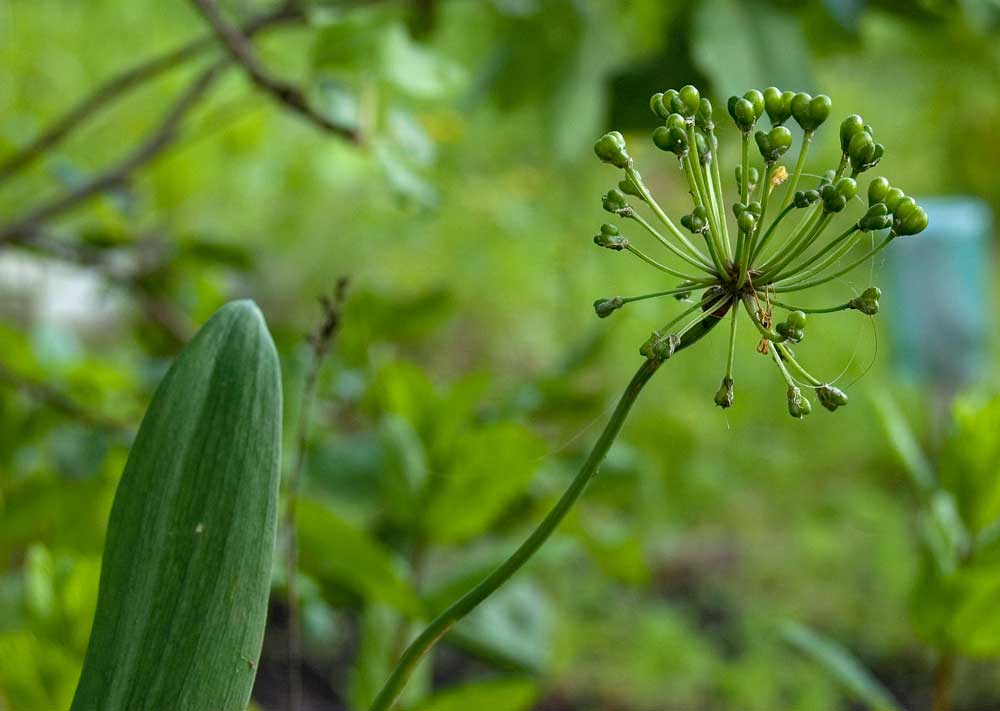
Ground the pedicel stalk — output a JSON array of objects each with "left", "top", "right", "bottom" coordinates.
[{"left": 369, "top": 86, "right": 927, "bottom": 710}]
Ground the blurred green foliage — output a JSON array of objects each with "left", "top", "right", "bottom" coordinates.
[{"left": 2, "top": 0, "right": 1000, "bottom": 709}]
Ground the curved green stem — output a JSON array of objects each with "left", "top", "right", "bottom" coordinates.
[
  {"left": 772, "top": 234, "right": 894, "bottom": 293},
  {"left": 769, "top": 225, "right": 859, "bottom": 283},
  {"left": 626, "top": 245, "right": 701, "bottom": 281},
  {"left": 774, "top": 342, "right": 822, "bottom": 386},
  {"left": 779, "top": 130, "right": 813, "bottom": 210},
  {"left": 628, "top": 211, "right": 715, "bottom": 273},
  {"left": 625, "top": 165, "right": 707, "bottom": 264},
  {"left": 370, "top": 350, "right": 701, "bottom": 711},
  {"left": 724, "top": 303, "right": 738, "bottom": 380},
  {"left": 749, "top": 203, "right": 795, "bottom": 265},
  {"left": 766, "top": 298, "right": 851, "bottom": 314},
  {"left": 709, "top": 137, "right": 732, "bottom": 259}
]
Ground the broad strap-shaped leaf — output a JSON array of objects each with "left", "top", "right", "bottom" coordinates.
[{"left": 71, "top": 300, "right": 282, "bottom": 711}]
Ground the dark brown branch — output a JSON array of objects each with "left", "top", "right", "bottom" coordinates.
[
  {"left": 0, "top": 360, "right": 131, "bottom": 432},
  {"left": 0, "top": 4, "right": 304, "bottom": 184},
  {"left": 0, "top": 61, "right": 227, "bottom": 245},
  {"left": 285, "top": 278, "right": 350, "bottom": 711},
  {"left": 191, "top": 0, "right": 360, "bottom": 142}
]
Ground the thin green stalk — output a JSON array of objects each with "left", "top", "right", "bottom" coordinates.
[
  {"left": 740, "top": 294, "right": 783, "bottom": 342},
  {"left": 620, "top": 285, "right": 712, "bottom": 306},
  {"left": 758, "top": 212, "right": 833, "bottom": 283},
  {"left": 774, "top": 342, "right": 822, "bottom": 386},
  {"left": 756, "top": 205, "right": 821, "bottom": 271},
  {"left": 768, "top": 224, "right": 859, "bottom": 283},
  {"left": 724, "top": 303, "right": 738, "bottom": 380},
  {"left": 770, "top": 342, "right": 797, "bottom": 387},
  {"left": 779, "top": 130, "right": 813, "bottom": 210},
  {"left": 749, "top": 203, "right": 795, "bottom": 265},
  {"left": 625, "top": 165, "right": 708, "bottom": 264},
  {"left": 628, "top": 211, "right": 715, "bottom": 273},
  {"left": 772, "top": 235, "right": 894, "bottom": 293},
  {"left": 369, "top": 358, "right": 664, "bottom": 711},
  {"left": 766, "top": 298, "right": 851, "bottom": 314},
  {"left": 626, "top": 245, "right": 701, "bottom": 281},
  {"left": 787, "top": 228, "right": 869, "bottom": 283},
  {"left": 708, "top": 140, "right": 732, "bottom": 260},
  {"left": 739, "top": 163, "right": 775, "bottom": 288}
]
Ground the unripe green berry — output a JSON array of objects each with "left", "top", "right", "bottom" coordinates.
[
  {"left": 816, "top": 384, "right": 849, "bottom": 412},
  {"left": 650, "top": 92, "right": 670, "bottom": 120},
  {"left": 594, "top": 131, "right": 630, "bottom": 168},
  {"left": 601, "top": 188, "right": 628, "bottom": 213},
  {"left": 839, "top": 114, "right": 865, "bottom": 153},
  {"left": 594, "top": 296, "right": 624, "bottom": 318},
  {"left": 868, "top": 177, "right": 890, "bottom": 206},
  {"left": 787, "top": 386, "right": 812, "bottom": 418},
  {"left": 763, "top": 87, "right": 794, "bottom": 125},
  {"left": 652, "top": 125, "right": 688, "bottom": 156},
  {"left": 755, "top": 125, "right": 793, "bottom": 163},
  {"left": 678, "top": 84, "right": 701, "bottom": 117}
]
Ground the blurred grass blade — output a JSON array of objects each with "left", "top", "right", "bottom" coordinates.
[
  {"left": 71, "top": 300, "right": 282, "bottom": 711},
  {"left": 871, "top": 389, "right": 936, "bottom": 494},
  {"left": 781, "top": 621, "right": 903, "bottom": 711}
]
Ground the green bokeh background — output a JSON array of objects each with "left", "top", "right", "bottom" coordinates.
[{"left": 1, "top": 1, "right": 999, "bottom": 709}]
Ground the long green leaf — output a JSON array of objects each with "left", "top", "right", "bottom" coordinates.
[{"left": 71, "top": 300, "right": 282, "bottom": 711}]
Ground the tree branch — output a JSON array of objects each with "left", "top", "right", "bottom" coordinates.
[
  {"left": 190, "top": 0, "right": 360, "bottom": 141},
  {"left": 0, "top": 61, "right": 227, "bottom": 245},
  {"left": 0, "top": 4, "right": 304, "bottom": 184}
]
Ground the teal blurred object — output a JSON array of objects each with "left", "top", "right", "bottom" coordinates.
[{"left": 885, "top": 197, "right": 994, "bottom": 386}]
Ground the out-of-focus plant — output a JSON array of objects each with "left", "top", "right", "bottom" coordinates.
[{"left": 367, "top": 85, "right": 927, "bottom": 710}]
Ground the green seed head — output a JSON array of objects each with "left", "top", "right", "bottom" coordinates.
[
  {"left": 787, "top": 386, "right": 812, "bottom": 418},
  {"left": 728, "top": 96, "right": 757, "bottom": 132},
  {"left": 849, "top": 286, "right": 882, "bottom": 315},
  {"left": 678, "top": 84, "right": 701, "bottom": 118},
  {"left": 763, "top": 87, "right": 794, "bottom": 125},
  {"left": 714, "top": 377, "right": 735, "bottom": 409},
  {"left": 868, "top": 177, "right": 891, "bottom": 206},
  {"left": 755, "top": 125, "right": 793, "bottom": 163},
  {"left": 790, "top": 93, "right": 831, "bottom": 132},
  {"left": 650, "top": 92, "right": 670, "bottom": 120},
  {"left": 602, "top": 188, "right": 628, "bottom": 213},
  {"left": 816, "top": 384, "right": 849, "bottom": 412},
  {"left": 839, "top": 114, "right": 866, "bottom": 153},
  {"left": 858, "top": 203, "right": 891, "bottom": 231},
  {"left": 594, "top": 131, "right": 630, "bottom": 168},
  {"left": 594, "top": 223, "right": 627, "bottom": 250},
  {"left": 594, "top": 296, "right": 624, "bottom": 318}
]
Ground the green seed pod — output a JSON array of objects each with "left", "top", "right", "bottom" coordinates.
[
  {"left": 737, "top": 211, "right": 756, "bottom": 233},
  {"left": 815, "top": 384, "right": 849, "bottom": 412},
  {"left": 650, "top": 92, "right": 670, "bottom": 120},
  {"left": 858, "top": 203, "right": 891, "bottom": 231},
  {"left": 848, "top": 131, "right": 885, "bottom": 173},
  {"left": 791, "top": 93, "right": 832, "bottom": 132},
  {"left": 618, "top": 178, "right": 642, "bottom": 198},
  {"left": 601, "top": 188, "right": 628, "bottom": 213},
  {"left": 868, "top": 177, "right": 890, "bottom": 206},
  {"left": 652, "top": 125, "right": 689, "bottom": 156},
  {"left": 786, "top": 386, "right": 812, "bottom": 418},
  {"left": 786, "top": 310, "right": 807, "bottom": 329},
  {"left": 793, "top": 189, "right": 820, "bottom": 208},
  {"left": 848, "top": 286, "right": 881, "bottom": 315},
  {"left": 755, "top": 125, "right": 793, "bottom": 163},
  {"left": 714, "top": 377, "right": 735, "bottom": 409},
  {"left": 695, "top": 98, "right": 714, "bottom": 131},
  {"left": 594, "top": 131, "right": 630, "bottom": 168},
  {"left": 839, "top": 114, "right": 866, "bottom": 153},
  {"left": 776, "top": 320, "right": 805, "bottom": 344},
  {"left": 678, "top": 84, "right": 701, "bottom": 118},
  {"left": 748, "top": 201, "right": 762, "bottom": 217},
  {"left": 594, "top": 223, "right": 627, "bottom": 250},
  {"left": 662, "top": 89, "right": 679, "bottom": 114},
  {"left": 884, "top": 187, "right": 906, "bottom": 213},
  {"left": 763, "top": 87, "right": 794, "bottom": 126},
  {"left": 734, "top": 165, "right": 761, "bottom": 189},
  {"left": 744, "top": 89, "right": 765, "bottom": 119},
  {"left": 665, "top": 113, "right": 687, "bottom": 130},
  {"left": 729, "top": 97, "right": 757, "bottom": 132},
  {"left": 681, "top": 205, "right": 709, "bottom": 234},
  {"left": 893, "top": 202, "right": 928, "bottom": 236},
  {"left": 594, "top": 296, "right": 624, "bottom": 318}
]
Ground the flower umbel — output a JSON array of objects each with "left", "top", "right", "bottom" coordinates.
[{"left": 594, "top": 86, "right": 928, "bottom": 417}]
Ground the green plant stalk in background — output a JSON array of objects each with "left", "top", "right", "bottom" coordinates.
[
  {"left": 70, "top": 301, "right": 282, "bottom": 711},
  {"left": 369, "top": 315, "right": 722, "bottom": 711}
]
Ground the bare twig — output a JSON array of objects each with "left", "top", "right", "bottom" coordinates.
[
  {"left": 0, "top": 360, "right": 131, "bottom": 432},
  {"left": 0, "top": 4, "right": 304, "bottom": 184},
  {"left": 191, "top": 0, "right": 360, "bottom": 141},
  {"left": 285, "top": 278, "right": 350, "bottom": 711},
  {"left": 0, "top": 61, "right": 227, "bottom": 245}
]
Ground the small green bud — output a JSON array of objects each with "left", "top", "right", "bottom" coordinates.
[
  {"left": 695, "top": 98, "right": 714, "bottom": 131},
  {"left": 734, "top": 165, "right": 761, "bottom": 189},
  {"left": 867, "top": 177, "right": 890, "bottom": 206},
  {"left": 665, "top": 113, "right": 686, "bottom": 130},
  {"left": 728, "top": 97, "right": 756, "bottom": 132},
  {"left": 790, "top": 92, "right": 832, "bottom": 132},
  {"left": 793, "top": 189, "right": 820, "bottom": 208},
  {"left": 649, "top": 92, "right": 670, "bottom": 120},
  {"left": 678, "top": 84, "right": 701, "bottom": 118},
  {"left": 847, "top": 130, "right": 885, "bottom": 173},
  {"left": 776, "top": 311, "right": 805, "bottom": 343},
  {"left": 594, "top": 296, "right": 624, "bottom": 318},
  {"left": 892, "top": 200, "right": 928, "bottom": 236},
  {"left": 695, "top": 131, "right": 711, "bottom": 164},
  {"left": 601, "top": 188, "right": 627, "bottom": 213},
  {"left": 662, "top": 89, "right": 680, "bottom": 115},
  {"left": 884, "top": 187, "right": 906, "bottom": 213},
  {"left": 618, "top": 179, "right": 642, "bottom": 198},
  {"left": 744, "top": 89, "right": 765, "bottom": 119},
  {"left": 858, "top": 203, "right": 891, "bottom": 231},
  {"left": 594, "top": 131, "right": 630, "bottom": 168},
  {"left": 848, "top": 286, "right": 881, "bottom": 315},
  {"left": 820, "top": 177, "right": 857, "bottom": 213},
  {"left": 681, "top": 205, "right": 709, "bottom": 234},
  {"left": 594, "top": 223, "right": 627, "bottom": 250},
  {"left": 652, "top": 125, "right": 688, "bottom": 156},
  {"left": 839, "top": 114, "right": 866, "bottom": 153},
  {"left": 714, "top": 377, "right": 735, "bottom": 409},
  {"left": 815, "top": 384, "right": 849, "bottom": 412},
  {"left": 737, "top": 211, "right": 756, "bottom": 233},
  {"left": 755, "top": 126, "right": 793, "bottom": 163},
  {"left": 763, "top": 87, "right": 794, "bottom": 125},
  {"left": 786, "top": 386, "right": 812, "bottom": 418}
]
